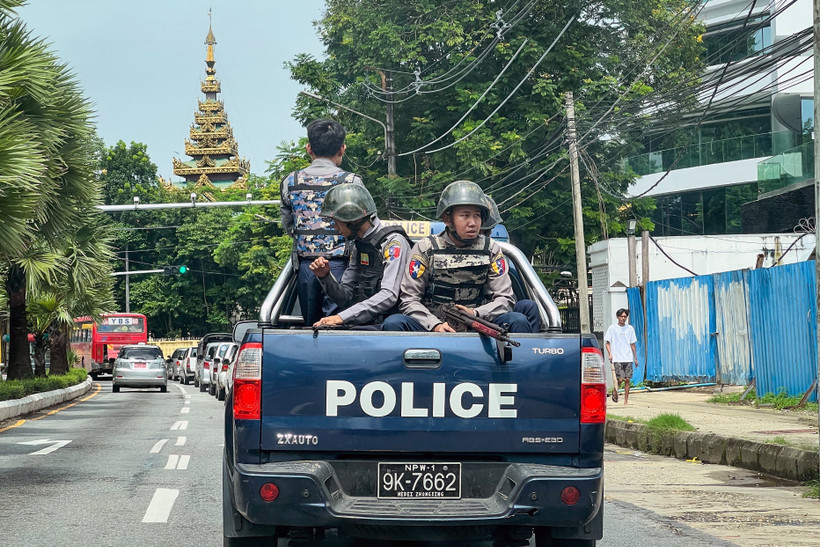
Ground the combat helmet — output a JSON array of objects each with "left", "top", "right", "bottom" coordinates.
[
  {"left": 435, "top": 180, "right": 489, "bottom": 219},
  {"left": 482, "top": 195, "right": 502, "bottom": 231},
  {"left": 321, "top": 184, "right": 377, "bottom": 223}
]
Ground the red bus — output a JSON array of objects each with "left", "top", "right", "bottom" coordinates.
[{"left": 72, "top": 313, "right": 148, "bottom": 379}]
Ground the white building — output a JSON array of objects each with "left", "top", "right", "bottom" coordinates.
[{"left": 625, "top": 0, "right": 814, "bottom": 235}]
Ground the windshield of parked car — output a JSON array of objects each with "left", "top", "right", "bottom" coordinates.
[{"left": 120, "top": 348, "right": 162, "bottom": 360}]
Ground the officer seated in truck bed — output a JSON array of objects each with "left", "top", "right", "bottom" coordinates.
[
  {"left": 309, "top": 184, "right": 412, "bottom": 328},
  {"left": 382, "top": 180, "right": 534, "bottom": 333}
]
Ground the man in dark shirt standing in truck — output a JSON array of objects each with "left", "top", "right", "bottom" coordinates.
[
  {"left": 279, "top": 119, "right": 362, "bottom": 326},
  {"left": 382, "top": 180, "right": 533, "bottom": 333}
]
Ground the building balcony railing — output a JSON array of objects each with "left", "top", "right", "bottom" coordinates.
[
  {"left": 757, "top": 140, "right": 814, "bottom": 196},
  {"left": 623, "top": 131, "right": 778, "bottom": 176}
]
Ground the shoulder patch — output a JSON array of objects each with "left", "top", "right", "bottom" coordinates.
[
  {"left": 491, "top": 253, "right": 507, "bottom": 276},
  {"left": 408, "top": 254, "right": 427, "bottom": 279},
  {"left": 383, "top": 239, "right": 403, "bottom": 262}
]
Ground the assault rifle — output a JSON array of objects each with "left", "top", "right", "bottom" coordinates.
[{"left": 441, "top": 303, "right": 520, "bottom": 363}]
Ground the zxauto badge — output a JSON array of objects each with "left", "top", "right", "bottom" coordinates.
[{"left": 277, "top": 433, "right": 319, "bottom": 446}]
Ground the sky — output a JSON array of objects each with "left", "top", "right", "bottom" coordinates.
[{"left": 16, "top": 0, "right": 327, "bottom": 180}]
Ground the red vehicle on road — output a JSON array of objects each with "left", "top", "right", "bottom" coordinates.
[{"left": 72, "top": 313, "right": 148, "bottom": 379}]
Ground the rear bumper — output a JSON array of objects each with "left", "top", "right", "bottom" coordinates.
[
  {"left": 113, "top": 370, "right": 167, "bottom": 388},
  {"left": 226, "top": 460, "right": 602, "bottom": 530}
]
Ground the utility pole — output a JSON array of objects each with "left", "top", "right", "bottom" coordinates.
[
  {"left": 565, "top": 91, "right": 590, "bottom": 333},
  {"left": 627, "top": 220, "right": 638, "bottom": 287},
  {"left": 383, "top": 70, "right": 397, "bottom": 177},
  {"left": 125, "top": 247, "right": 130, "bottom": 313},
  {"left": 813, "top": 0, "right": 820, "bottom": 478},
  {"left": 641, "top": 229, "right": 650, "bottom": 383},
  {"left": 641, "top": 230, "right": 650, "bottom": 287}
]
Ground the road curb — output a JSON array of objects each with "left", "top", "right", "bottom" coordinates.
[
  {"left": 606, "top": 419, "right": 819, "bottom": 482},
  {"left": 0, "top": 377, "right": 93, "bottom": 422}
]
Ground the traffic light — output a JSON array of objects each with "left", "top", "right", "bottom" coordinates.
[{"left": 163, "top": 265, "right": 188, "bottom": 275}]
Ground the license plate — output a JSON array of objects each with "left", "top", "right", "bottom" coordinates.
[
  {"left": 377, "top": 462, "right": 461, "bottom": 499},
  {"left": 134, "top": 362, "right": 146, "bottom": 368}
]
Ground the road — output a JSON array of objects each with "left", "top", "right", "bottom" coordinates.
[{"left": 0, "top": 382, "right": 816, "bottom": 546}]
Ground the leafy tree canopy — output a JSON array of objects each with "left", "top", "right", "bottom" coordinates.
[{"left": 288, "top": 0, "right": 704, "bottom": 272}]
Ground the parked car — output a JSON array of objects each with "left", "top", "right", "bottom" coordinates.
[
  {"left": 194, "top": 342, "right": 224, "bottom": 391},
  {"left": 178, "top": 346, "right": 197, "bottom": 385},
  {"left": 196, "top": 335, "right": 230, "bottom": 393},
  {"left": 215, "top": 342, "right": 238, "bottom": 401},
  {"left": 167, "top": 347, "right": 188, "bottom": 381},
  {"left": 209, "top": 342, "right": 233, "bottom": 396},
  {"left": 112, "top": 344, "right": 167, "bottom": 393}
]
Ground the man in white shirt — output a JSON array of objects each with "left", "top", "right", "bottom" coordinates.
[{"left": 604, "top": 308, "right": 639, "bottom": 404}]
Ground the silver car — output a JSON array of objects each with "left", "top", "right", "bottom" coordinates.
[
  {"left": 112, "top": 345, "right": 167, "bottom": 393},
  {"left": 178, "top": 346, "right": 198, "bottom": 385},
  {"left": 196, "top": 341, "right": 222, "bottom": 392},
  {"left": 209, "top": 342, "right": 233, "bottom": 397},
  {"left": 216, "top": 342, "right": 239, "bottom": 402}
]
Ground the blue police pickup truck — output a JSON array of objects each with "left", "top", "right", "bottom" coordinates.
[{"left": 223, "top": 224, "right": 606, "bottom": 546}]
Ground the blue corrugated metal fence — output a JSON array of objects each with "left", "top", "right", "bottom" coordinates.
[{"left": 623, "top": 261, "right": 817, "bottom": 401}]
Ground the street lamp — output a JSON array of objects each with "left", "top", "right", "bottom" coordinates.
[{"left": 627, "top": 218, "right": 637, "bottom": 236}]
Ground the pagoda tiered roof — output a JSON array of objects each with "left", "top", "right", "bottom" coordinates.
[{"left": 171, "top": 18, "right": 249, "bottom": 190}]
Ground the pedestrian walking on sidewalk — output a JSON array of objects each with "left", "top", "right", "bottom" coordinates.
[{"left": 604, "top": 308, "right": 639, "bottom": 404}]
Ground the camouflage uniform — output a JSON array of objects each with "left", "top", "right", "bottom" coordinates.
[
  {"left": 317, "top": 219, "right": 412, "bottom": 325},
  {"left": 279, "top": 158, "right": 363, "bottom": 324},
  {"left": 397, "top": 232, "right": 515, "bottom": 331},
  {"left": 279, "top": 158, "right": 363, "bottom": 258}
]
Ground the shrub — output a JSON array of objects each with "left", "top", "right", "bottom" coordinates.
[{"left": 0, "top": 368, "right": 88, "bottom": 402}]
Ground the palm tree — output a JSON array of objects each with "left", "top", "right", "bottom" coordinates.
[{"left": 0, "top": 1, "right": 101, "bottom": 380}]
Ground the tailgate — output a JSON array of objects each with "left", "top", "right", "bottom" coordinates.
[{"left": 260, "top": 330, "right": 582, "bottom": 454}]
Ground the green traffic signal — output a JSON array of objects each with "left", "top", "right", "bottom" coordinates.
[{"left": 163, "top": 265, "right": 188, "bottom": 275}]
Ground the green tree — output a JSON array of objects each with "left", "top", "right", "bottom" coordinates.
[
  {"left": 0, "top": 1, "right": 103, "bottom": 379},
  {"left": 288, "top": 0, "right": 703, "bottom": 270}
]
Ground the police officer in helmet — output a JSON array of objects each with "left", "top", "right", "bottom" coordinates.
[
  {"left": 382, "top": 180, "right": 533, "bottom": 333},
  {"left": 310, "top": 184, "right": 412, "bottom": 328}
]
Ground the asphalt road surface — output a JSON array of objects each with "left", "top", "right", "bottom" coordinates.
[{"left": 0, "top": 381, "right": 800, "bottom": 546}]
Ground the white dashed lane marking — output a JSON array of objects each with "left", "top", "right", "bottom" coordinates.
[
  {"left": 150, "top": 439, "right": 168, "bottom": 454},
  {"left": 175, "top": 436, "right": 186, "bottom": 446},
  {"left": 180, "top": 407, "right": 190, "bottom": 414},
  {"left": 142, "top": 488, "right": 179, "bottom": 523},
  {"left": 164, "top": 454, "right": 191, "bottom": 470},
  {"left": 170, "top": 420, "right": 188, "bottom": 430}
]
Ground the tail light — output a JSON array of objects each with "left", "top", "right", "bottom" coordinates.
[
  {"left": 233, "top": 342, "right": 262, "bottom": 420},
  {"left": 580, "top": 347, "right": 606, "bottom": 423},
  {"left": 221, "top": 362, "right": 229, "bottom": 372},
  {"left": 204, "top": 362, "right": 210, "bottom": 370}
]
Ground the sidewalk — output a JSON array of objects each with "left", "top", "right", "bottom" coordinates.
[{"left": 605, "top": 385, "right": 820, "bottom": 482}]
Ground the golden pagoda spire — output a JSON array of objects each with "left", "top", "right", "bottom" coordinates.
[
  {"left": 172, "top": 13, "right": 249, "bottom": 190},
  {"left": 205, "top": 9, "right": 216, "bottom": 65}
]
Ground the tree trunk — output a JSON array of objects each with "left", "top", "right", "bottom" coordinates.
[
  {"left": 5, "top": 264, "right": 33, "bottom": 380},
  {"left": 48, "top": 326, "right": 69, "bottom": 376},
  {"left": 33, "top": 332, "right": 47, "bottom": 377}
]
